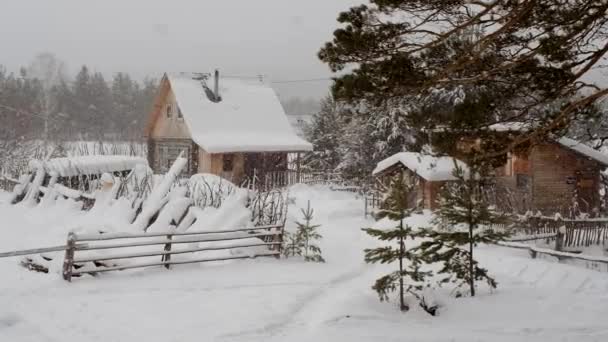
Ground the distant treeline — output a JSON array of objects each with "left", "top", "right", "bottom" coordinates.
[{"left": 0, "top": 56, "right": 158, "bottom": 142}]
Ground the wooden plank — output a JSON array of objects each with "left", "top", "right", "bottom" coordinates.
[
  {"left": 0, "top": 243, "right": 88, "bottom": 258},
  {"left": 72, "top": 252, "right": 280, "bottom": 275},
  {"left": 73, "top": 242, "right": 280, "bottom": 263},
  {"left": 74, "top": 225, "right": 282, "bottom": 241},
  {"left": 78, "top": 232, "right": 282, "bottom": 251}
]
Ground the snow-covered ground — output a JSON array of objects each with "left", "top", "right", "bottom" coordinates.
[{"left": 1, "top": 185, "right": 608, "bottom": 341}]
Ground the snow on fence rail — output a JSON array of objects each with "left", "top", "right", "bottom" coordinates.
[
  {"left": 497, "top": 241, "right": 608, "bottom": 273},
  {"left": 62, "top": 225, "right": 284, "bottom": 282}
]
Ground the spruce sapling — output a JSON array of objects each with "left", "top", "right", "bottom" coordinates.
[
  {"left": 417, "top": 163, "right": 508, "bottom": 297},
  {"left": 363, "top": 173, "right": 432, "bottom": 312},
  {"left": 293, "top": 200, "right": 325, "bottom": 263}
]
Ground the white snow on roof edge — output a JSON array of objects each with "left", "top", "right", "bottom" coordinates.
[
  {"left": 373, "top": 152, "right": 469, "bottom": 181},
  {"left": 557, "top": 137, "right": 608, "bottom": 166}
]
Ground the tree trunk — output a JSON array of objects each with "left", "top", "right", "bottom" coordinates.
[
  {"left": 468, "top": 170, "right": 475, "bottom": 297},
  {"left": 399, "top": 217, "right": 408, "bottom": 311},
  {"left": 469, "top": 222, "right": 475, "bottom": 297}
]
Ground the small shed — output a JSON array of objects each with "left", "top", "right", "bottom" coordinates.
[
  {"left": 144, "top": 72, "right": 312, "bottom": 186},
  {"left": 372, "top": 152, "right": 469, "bottom": 210}
]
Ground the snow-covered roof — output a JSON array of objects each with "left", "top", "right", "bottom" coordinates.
[
  {"left": 487, "top": 122, "right": 531, "bottom": 132},
  {"left": 167, "top": 73, "right": 312, "bottom": 153},
  {"left": 557, "top": 137, "right": 608, "bottom": 166},
  {"left": 372, "top": 152, "right": 469, "bottom": 181},
  {"left": 30, "top": 156, "right": 148, "bottom": 177}
]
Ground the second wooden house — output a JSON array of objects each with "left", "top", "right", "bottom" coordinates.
[{"left": 373, "top": 137, "right": 608, "bottom": 215}]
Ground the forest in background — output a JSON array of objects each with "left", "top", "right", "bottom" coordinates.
[{"left": 0, "top": 54, "right": 158, "bottom": 142}]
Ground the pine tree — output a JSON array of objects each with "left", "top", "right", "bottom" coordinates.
[
  {"left": 297, "top": 201, "right": 325, "bottom": 262},
  {"left": 417, "top": 164, "right": 509, "bottom": 297},
  {"left": 363, "top": 173, "right": 432, "bottom": 312},
  {"left": 320, "top": 2, "right": 608, "bottom": 162},
  {"left": 282, "top": 230, "right": 303, "bottom": 258},
  {"left": 303, "top": 96, "right": 342, "bottom": 171}
]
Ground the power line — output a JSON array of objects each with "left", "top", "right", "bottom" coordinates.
[{"left": 271, "top": 78, "right": 333, "bottom": 84}]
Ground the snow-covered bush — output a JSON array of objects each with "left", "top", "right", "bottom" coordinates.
[
  {"left": 249, "top": 188, "right": 288, "bottom": 226},
  {"left": 188, "top": 173, "right": 236, "bottom": 209}
]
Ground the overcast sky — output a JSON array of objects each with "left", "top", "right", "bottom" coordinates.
[
  {"left": 2, "top": 1, "right": 606, "bottom": 100},
  {"left": 0, "top": 0, "right": 363, "bottom": 99}
]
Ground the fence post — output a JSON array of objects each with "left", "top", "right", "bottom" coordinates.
[
  {"left": 276, "top": 224, "right": 284, "bottom": 259},
  {"left": 555, "top": 225, "right": 566, "bottom": 252},
  {"left": 62, "top": 232, "right": 76, "bottom": 282},
  {"left": 162, "top": 233, "right": 173, "bottom": 269}
]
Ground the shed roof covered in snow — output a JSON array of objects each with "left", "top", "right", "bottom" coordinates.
[
  {"left": 160, "top": 73, "right": 312, "bottom": 154},
  {"left": 372, "top": 152, "right": 469, "bottom": 181},
  {"left": 556, "top": 137, "right": 608, "bottom": 166},
  {"left": 30, "top": 156, "right": 148, "bottom": 177}
]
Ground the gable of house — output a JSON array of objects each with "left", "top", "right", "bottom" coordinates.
[{"left": 145, "top": 77, "right": 191, "bottom": 141}]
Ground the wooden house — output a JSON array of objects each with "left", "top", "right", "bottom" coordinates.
[
  {"left": 492, "top": 137, "right": 608, "bottom": 215},
  {"left": 372, "top": 152, "right": 470, "bottom": 210},
  {"left": 144, "top": 72, "right": 312, "bottom": 185},
  {"left": 374, "top": 137, "right": 608, "bottom": 215}
]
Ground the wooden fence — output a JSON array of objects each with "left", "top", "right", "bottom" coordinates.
[
  {"left": 260, "top": 170, "right": 344, "bottom": 190},
  {"left": 0, "top": 174, "right": 19, "bottom": 192},
  {"left": 62, "top": 225, "right": 284, "bottom": 281},
  {"left": 514, "top": 216, "right": 608, "bottom": 248},
  {"left": 364, "top": 192, "right": 382, "bottom": 218}
]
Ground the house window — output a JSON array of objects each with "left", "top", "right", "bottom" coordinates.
[
  {"left": 177, "top": 106, "right": 183, "bottom": 119},
  {"left": 223, "top": 154, "right": 234, "bottom": 172},
  {"left": 166, "top": 104, "right": 172, "bottom": 118},
  {"left": 516, "top": 174, "right": 529, "bottom": 189},
  {"left": 167, "top": 158, "right": 173, "bottom": 170},
  {"left": 496, "top": 153, "right": 513, "bottom": 177}
]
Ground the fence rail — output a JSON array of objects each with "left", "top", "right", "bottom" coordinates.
[
  {"left": 512, "top": 216, "right": 608, "bottom": 248},
  {"left": 62, "top": 224, "right": 284, "bottom": 281}
]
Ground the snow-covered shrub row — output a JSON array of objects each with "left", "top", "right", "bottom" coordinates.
[
  {"left": 187, "top": 174, "right": 236, "bottom": 209},
  {"left": 249, "top": 188, "right": 288, "bottom": 227},
  {"left": 0, "top": 139, "right": 146, "bottom": 180}
]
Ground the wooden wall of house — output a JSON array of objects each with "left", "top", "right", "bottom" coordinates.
[
  {"left": 530, "top": 142, "right": 600, "bottom": 214},
  {"left": 146, "top": 78, "right": 198, "bottom": 175},
  {"left": 495, "top": 152, "right": 533, "bottom": 213},
  {"left": 197, "top": 150, "right": 246, "bottom": 184},
  {"left": 422, "top": 180, "right": 445, "bottom": 210},
  {"left": 148, "top": 81, "right": 191, "bottom": 140}
]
